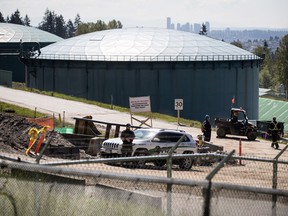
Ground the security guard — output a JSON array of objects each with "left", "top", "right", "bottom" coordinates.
[
  {"left": 268, "top": 117, "right": 280, "bottom": 149},
  {"left": 120, "top": 123, "right": 135, "bottom": 156}
]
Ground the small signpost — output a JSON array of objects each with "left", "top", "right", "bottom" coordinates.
[
  {"left": 129, "top": 96, "right": 152, "bottom": 127},
  {"left": 174, "top": 99, "right": 183, "bottom": 125}
]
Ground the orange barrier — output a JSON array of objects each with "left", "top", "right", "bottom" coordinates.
[{"left": 27, "top": 117, "right": 54, "bottom": 130}]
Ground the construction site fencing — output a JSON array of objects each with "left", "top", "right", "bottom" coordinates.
[{"left": 1, "top": 151, "right": 288, "bottom": 216}]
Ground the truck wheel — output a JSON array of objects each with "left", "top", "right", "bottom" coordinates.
[
  {"left": 247, "top": 131, "right": 257, "bottom": 141},
  {"left": 153, "top": 160, "right": 166, "bottom": 168},
  {"left": 133, "top": 152, "right": 148, "bottom": 168},
  {"left": 178, "top": 152, "right": 194, "bottom": 170},
  {"left": 217, "top": 127, "right": 226, "bottom": 138}
]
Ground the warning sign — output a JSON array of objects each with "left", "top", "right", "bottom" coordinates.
[{"left": 129, "top": 96, "right": 151, "bottom": 113}]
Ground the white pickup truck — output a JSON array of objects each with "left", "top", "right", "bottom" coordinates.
[{"left": 100, "top": 128, "right": 199, "bottom": 170}]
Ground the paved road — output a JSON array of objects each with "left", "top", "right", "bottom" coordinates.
[
  {"left": 0, "top": 85, "right": 198, "bottom": 132},
  {"left": 1, "top": 85, "right": 287, "bottom": 159}
]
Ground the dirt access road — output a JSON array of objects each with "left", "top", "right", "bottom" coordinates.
[{"left": 0, "top": 85, "right": 287, "bottom": 160}]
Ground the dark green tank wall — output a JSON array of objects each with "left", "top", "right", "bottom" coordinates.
[
  {"left": 0, "top": 42, "right": 53, "bottom": 82},
  {"left": 26, "top": 59, "right": 259, "bottom": 123},
  {"left": 0, "top": 55, "right": 25, "bottom": 82}
]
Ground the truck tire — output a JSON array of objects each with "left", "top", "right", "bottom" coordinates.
[
  {"left": 152, "top": 146, "right": 166, "bottom": 168},
  {"left": 133, "top": 151, "right": 148, "bottom": 168},
  {"left": 247, "top": 131, "right": 257, "bottom": 141},
  {"left": 153, "top": 160, "right": 166, "bottom": 168},
  {"left": 178, "top": 152, "right": 194, "bottom": 170},
  {"left": 217, "top": 127, "right": 226, "bottom": 138}
]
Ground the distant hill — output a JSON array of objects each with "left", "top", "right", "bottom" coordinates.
[{"left": 209, "top": 29, "right": 288, "bottom": 43}]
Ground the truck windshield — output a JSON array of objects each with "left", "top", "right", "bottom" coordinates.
[
  {"left": 134, "top": 129, "right": 158, "bottom": 140},
  {"left": 238, "top": 111, "right": 247, "bottom": 122}
]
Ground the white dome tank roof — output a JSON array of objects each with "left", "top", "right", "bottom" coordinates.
[
  {"left": 38, "top": 27, "right": 260, "bottom": 61},
  {"left": 0, "top": 23, "right": 63, "bottom": 43}
]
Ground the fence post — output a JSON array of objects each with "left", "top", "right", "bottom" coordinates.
[
  {"left": 35, "top": 131, "right": 54, "bottom": 164},
  {"left": 239, "top": 139, "right": 242, "bottom": 165},
  {"left": 203, "top": 150, "right": 235, "bottom": 216},
  {"left": 34, "top": 132, "right": 54, "bottom": 216},
  {"left": 272, "top": 159, "right": 278, "bottom": 216},
  {"left": 166, "top": 135, "right": 185, "bottom": 216},
  {"left": 62, "top": 111, "right": 65, "bottom": 127},
  {"left": 271, "top": 145, "right": 288, "bottom": 216},
  {"left": 34, "top": 107, "right": 37, "bottom": 118}
]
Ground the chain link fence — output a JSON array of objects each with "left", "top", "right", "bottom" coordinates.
[{"left": 1, "top": 149, "right": 288, "bottom": 216}]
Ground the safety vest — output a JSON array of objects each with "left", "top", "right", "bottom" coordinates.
[{"left": 270, "top": 122, "right": 279, "bottom": 131}]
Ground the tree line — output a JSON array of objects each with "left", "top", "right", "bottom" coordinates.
[
  {"left": 0, "top": 9, "right": 122, "bottom": 38},
  {"left": 226, "top": 38, "right": 287, "bottom": 96},
  {"left": 249, "top": 36, "right": 288, "bottom": 96}
]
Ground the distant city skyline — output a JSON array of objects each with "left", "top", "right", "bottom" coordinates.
[
  {"left": 166, "top": 17, "right": 210, "bottom": 33},
  {"left": 1, "top": 0, "right": 288, "bottom": 30}
]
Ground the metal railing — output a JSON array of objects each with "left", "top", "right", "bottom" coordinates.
[{"left": 35, "top": 53, "right": 260, "bottom": 62}]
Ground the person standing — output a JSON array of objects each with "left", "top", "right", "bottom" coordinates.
[
  {"left": 120, "top": 123, "right": 135, "bottom": 156},
  {"left": 201, "top": 115, "right": 212, "bottom": 142},
  {"left": 231, "top": 111, "right": 238, "bottom": 123},
  {"left": 268, "top": 117, "right": 280, "bottom": 149}
]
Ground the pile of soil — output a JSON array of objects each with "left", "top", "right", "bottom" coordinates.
[{"left": 0, "top": 113, "right": 83, "bottom": 158}]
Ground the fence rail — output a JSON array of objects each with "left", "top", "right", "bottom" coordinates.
[{"left": 36, "top": 53, "right": 260, "bottom": 62}]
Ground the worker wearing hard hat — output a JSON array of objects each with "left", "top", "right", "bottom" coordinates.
[{"left": 201, "top": 115, "right": 211, "bottom": 142}]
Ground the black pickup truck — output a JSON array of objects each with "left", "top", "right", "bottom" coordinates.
[{"left": 214, "top": 108, "right": 258, "bottom": 141}]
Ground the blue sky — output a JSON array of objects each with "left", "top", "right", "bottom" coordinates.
[{"left": 1, "top": 0, "right": 288, "bottom": 29}]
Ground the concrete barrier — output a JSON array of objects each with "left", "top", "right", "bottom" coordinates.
[{"left": 86, "top": 137, "right": 105, "bottom": 156}]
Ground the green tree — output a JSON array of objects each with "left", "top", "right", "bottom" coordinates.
[
  {"left": 66, "top": 19, "right": 75, "bottom": 38},
  {"left": 0, "top": 12, "right": 5, "bottom": 22},
  {"left": 116, "top": 20, "right": 123, "bottom": 28},
  {"left": 231, "top": 41, "right": 243, "bottom": 48},
  {"left": 76, "top": 19, "right": 122, "bottom": 36},
  {"left": 55, "top": 15, "right": 66, "bottom": 38},
  {"left": 263, "top": 40, "right": 269, "bottom": 48},
  {"left": 259, "top": 66, "right": 273, "bottom": 88},
  {"left": 253, "top": 45, "right": 272, "bottom": 68},
  {"left": 94, "top": 20, "right": 107, "bottom": 31},
  {"left": 9, "top": 9, "right": 23, "bottom": 25},
  {"left": 38, "top": 9, "right": 56, "bottom": 34},
  {"left": 76, "top": 23, "right": 90, "bottom": 35},
  {"left": 275, "top": 34, "right": 288, "bottom": 93},
  {"left": 74, "top": 13, "right": 81, "bottom": 30},
  {"left": 23, "top": 14, "right": 31, "bottom": 26},
  {"left": 107, "top": 19, "right": 122, "bottom": 29},
  {"left": 253, "top": 43, "right": 276, "bottom": 88}
]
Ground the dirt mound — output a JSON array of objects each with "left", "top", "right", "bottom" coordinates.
[{"left": 0, "top": 113, "right": 74, "bottom": 156}]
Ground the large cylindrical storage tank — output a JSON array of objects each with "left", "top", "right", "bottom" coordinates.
[
  {"left": 0, "top": 23, "right": 63, "bottom": 82},
  {"left": 24, "top": 28, "right": 260, "bottom": 123}
]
